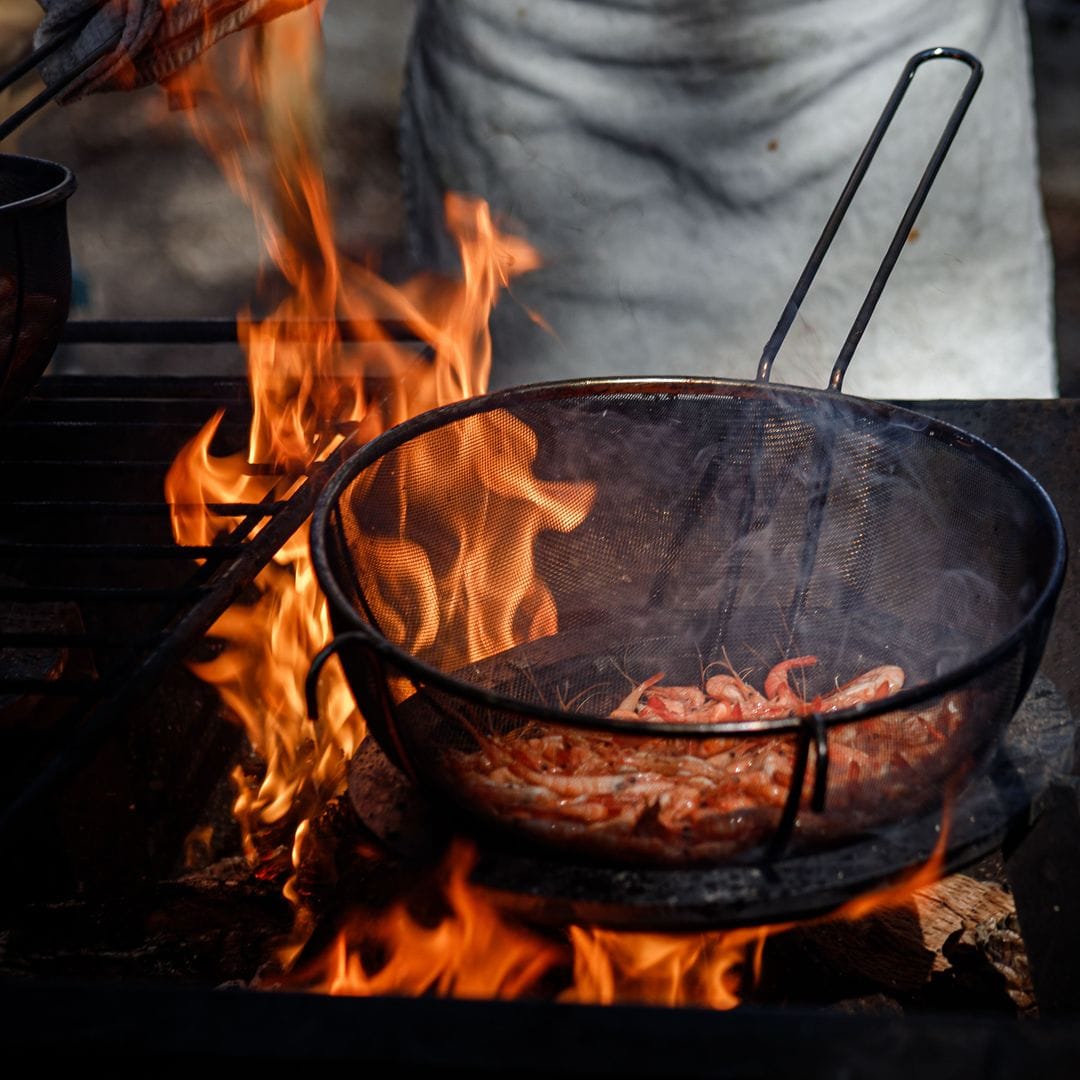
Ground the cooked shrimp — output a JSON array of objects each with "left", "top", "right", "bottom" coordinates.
[
  {"left": 818, "top": 665, "right": 905, "bottom": 711},
  {"left": 441, "top": 653, "right": 969, "bottom": 864},
  {"left": 763, "top": 655, "right": 818, "bottom": 709}
]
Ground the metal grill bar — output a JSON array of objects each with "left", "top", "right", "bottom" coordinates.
[
  {"left": 0, "top": 585, "right": 214, "bottom": 602},
  {"left": 0, "top": 631, "right": 150, "bottom": 647},
  {"left": 4, "top": 462, "right": 288, "bottom": 474},
  {"left": 0, "top": 373, "right": 362, "bottom": 838},
  {"left": 0, "top": 501, "right": 286, "bottom": 514},
  {"left": 0, "top": 542, "right": 241, "bottom": 559},
  {"left": 0, "top": 678, "right": 102, "bottom": 697},
  {"left": 61, "top": 317, "right": 427, "bottom": 345}
]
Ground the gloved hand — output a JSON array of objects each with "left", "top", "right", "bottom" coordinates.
[{"left": 34, "top": 0, "right": 315, "bottom": 101}]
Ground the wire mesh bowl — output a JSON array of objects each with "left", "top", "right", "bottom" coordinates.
[
  {"left": 312, "top": 378, "right": 1065, "bottom": 866},
  {"left": 0, "top": 155, "right": 75, "bottom": 414},
  {"left": 311, "top": 47, "right": 1065, "bottom": 867}
]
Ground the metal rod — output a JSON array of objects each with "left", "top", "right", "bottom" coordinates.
[
  {"left": 0, "top": 631, "right": 150, "bottom": 648},
  {"left": 810, "top": 716, "right": 830, "bottom": 812},
  {"left": 0, "top": 29, "right": 121, "bottom": 143},
  {"left": 0, "top": 678, "right": 101, "bottom": 697},
  {"left": 61, "top": 317, "right": 429, "bottom": 345},
  {"left": 0, "top": 460, "right": 287, "bottom": 478},
  {"left": 0, "top": 17, "right": 85, "bottom": 95},
  {"left": 1, "top": 417, "right": 249, "bottom": 429},
  {"left": 0, "top": 585, "right": 212, "bottom": 603},
  {"left": 0, "top": 541, "right": 239, "bottom": 560},
  {"left": 768, "top": 726, "right": 813, "bottom": 857},
  {"left": 0, "top": 500, "right": 285, "bottom": 515},
  {"left": 0, "top": 459, "right": 199, "bottom": 471},
  {"left": 756, "top": 47, "right": 983, "bottom": 389},
  {"left": 26, "top": 374, "right": 251, "bottom": 399},
  {"left": 0, "top": 430, "right": 363, "bottom": 840},
  {"left": 829, "top": 50, "right": 983, "bottom": 389}
]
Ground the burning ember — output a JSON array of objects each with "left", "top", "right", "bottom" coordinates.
[{"left": 163, "top": 6, "right": 956, "bottom": 1007}]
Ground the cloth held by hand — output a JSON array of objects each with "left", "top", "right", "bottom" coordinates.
[{"left": 34, "top": 0, "right": 314, "bottom": 101}]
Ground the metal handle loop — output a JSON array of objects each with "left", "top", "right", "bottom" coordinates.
[
  {"left": 767, "top": 712, "right": 832, "bottom": 857},
  {"left": 306, "top": 631, "right": 402, "bottom": 859},
  {"left": 305, "top": 631, "right": 371, "bottom": 721},
  {"left": 755, "top": 47, "right": 983, "bottom": 392},
  {"left": 306, "top": 630, "right": 417, "bottom": 781}
]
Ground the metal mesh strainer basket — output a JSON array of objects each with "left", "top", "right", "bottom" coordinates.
[
  {"left": 312, "top": 380, "right": 1063, "bottom": 864},
  {"left": 309, "top": 48, "right": 1066, "bottom": 866}
]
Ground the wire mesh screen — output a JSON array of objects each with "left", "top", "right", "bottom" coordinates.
[
  {"left": 320, "top": 382, "right": 1062, "bottom": 864},
  {"left": 0, "top": 157, "right": 73, "bottom": 412}
]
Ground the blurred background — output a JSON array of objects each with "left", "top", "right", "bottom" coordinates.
[{"left": 2, "top": 0, "right": 1077, "bottom": 394}]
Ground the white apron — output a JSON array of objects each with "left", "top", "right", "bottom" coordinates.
[{"left": 401, "top": 0, "right": 1055, "bottom": 398}]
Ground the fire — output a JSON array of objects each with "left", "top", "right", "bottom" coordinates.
[
  {"left": 163, "top": 5, "right": 541, "bottom": 881},
  {"left": 349, "top": 407, "right": 595, "bottom": 679},
  {"left": 561, "top": 925, "right": 769, "bottom": 1009},
  {"left": 164, "top": 5, "right": 954, "bottom": 1009},
  {"left": 279, "top": 822, "right": 949, "bottom": 1006},
  {"left": 829, "top": 818, "right": 949, "bottom": 923},
  {"left": 289, "top": 842, "right": 563, "bottom": 999}
]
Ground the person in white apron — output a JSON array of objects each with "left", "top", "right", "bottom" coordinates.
[{"left": 400, "top": 0, "right": 1056, "bottom": 398}]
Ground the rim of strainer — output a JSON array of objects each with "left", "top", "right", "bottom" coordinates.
[{"left": 311, "top": 377, "right": 1067, "bottom": 740}]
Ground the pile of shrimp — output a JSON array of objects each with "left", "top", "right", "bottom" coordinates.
[
  {"left": 444, "top": 656, "right": 968, "bottom": 864},
  {"left": 610, "top": 655, "right": 903, "bottom": 724}
]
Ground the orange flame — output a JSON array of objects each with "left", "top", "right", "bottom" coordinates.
[
  {"left": 560, "top": 925, "right": 769, "bottom": 1009},
  {"left": 830, "top": 822, "right": 949, "bottom": 924},
  {"left": 348, "top": 407, "right": 595, "bottom": 678},
  {"left": 166, "top": 6, "right": 954, "bottom": 1008},
  {"left": 281, "top": 819, "right": 949, "bottom": 1006},
  {"left": 288, "top": 842, "right": 563, "bottom": 999},
  {"left": 164, "top": 9, "right": 548, "bottom": 884}
]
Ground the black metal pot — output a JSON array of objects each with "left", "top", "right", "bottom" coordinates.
[{"left": 0, "top": 154, "right": 75, "bottom": 414}]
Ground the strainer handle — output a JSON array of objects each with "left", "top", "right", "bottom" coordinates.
[{"left": 755, "top": 47, "right": 983, "bottom": 392}]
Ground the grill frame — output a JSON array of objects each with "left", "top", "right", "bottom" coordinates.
[
  {"left": 0, "top": 367, "right": 360, "bottom": 840},
  {"left": 0, "top": 355, "right": 1077, "bottom": 1026}
]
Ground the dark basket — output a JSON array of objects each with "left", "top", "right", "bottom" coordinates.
[
  {"left": 0, "top": 155, "right": 75, "bottom": 413},
  {"left": 312, "top": 379, "right": 1066, "bottom": 866}
]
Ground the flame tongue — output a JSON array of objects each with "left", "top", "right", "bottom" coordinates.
[
  {"left": 280, "top": 824, "right": 950, "bottom": 1005},
  {"left": 169, "top": 186, "right": 546, "bottom": 844},
  {"left": 166, "top": 6, "right": 951, "bottom": 1007},
  {"left": 165, "top": 5, "right": 546, "bottom": 860},
  {"left": 292, "top": 842, "right": 564, "bottom": 999},
  {"left": 354, "top": 407, "right": 596, "bottom": 674}
]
